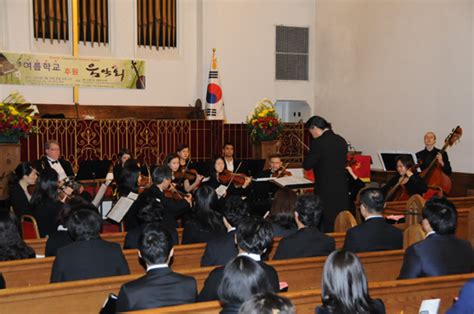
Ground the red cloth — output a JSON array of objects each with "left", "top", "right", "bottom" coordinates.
[{"left": 348, "top": 155, "right": 371, "bottom": 182}]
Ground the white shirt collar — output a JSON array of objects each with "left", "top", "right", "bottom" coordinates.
[
  {"left": 425, "top": 230, "right": 436, "bottom": 238},
  {"left": 238, "top": 252, "right": 261, "bottom": 262},
  {"left": 365, "top": 215, "right": 383, "bottom": 221},
  {"left": 57, "top": 225, "right": 68, "bottom": 231},
  {"left": 146, "top": 264, "right": 169, "bottom": 272},
  {"left": 227, "top": 227, "right": 236, "bottom": 232}
]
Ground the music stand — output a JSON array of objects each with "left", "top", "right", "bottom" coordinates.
[
  {"left": 76, "top": 160, "right": 112, "bottom": 180},
  {"left": 378, "top": 151, "right": 417, "bottom": 171}
]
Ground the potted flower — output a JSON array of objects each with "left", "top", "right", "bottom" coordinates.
[
  {"left": 246, "top": 98, "right": 283, "bottom": 143},
  {"left": 0, "top": 92, "right": 36, "bottom": 143}
]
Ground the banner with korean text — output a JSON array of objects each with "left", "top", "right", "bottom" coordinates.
[{"left": 0, "top": 52, "right": 146, "bottom": 89}]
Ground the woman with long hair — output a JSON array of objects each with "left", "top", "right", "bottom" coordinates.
[
  {"left": 317, "top": 250, "right": 385, "bottom": 314},
  {"left": 182, "top": 185, "right": 226, "bottom": 244},
  {"left": 175, "top": 144, "right": 204, "bottom": 193},
  {"left": 0, "top": 211, "right": 35, "bottom": 261},
  {"left": 117, "top": 159, "right": 141, "bottom": 197},
  {"left": 218, "top": 256, "right": 273, "bottom": 314},
  {"left": 8, "top": 162, "right": 38, "bottom": 218},
  {"left": 113, "top": 148, "right": 132, "bottom": 182},
  {"left": 30, "top": 169, "right": 66, "bottom": 237},
  {"left": 266, "top": 187, "right": 298, "bottom": 238}
]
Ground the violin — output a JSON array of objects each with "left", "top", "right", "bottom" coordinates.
[
  {"left": 218, "top": 169, "right": 250, "bottom": 187},
  {"left": 272, "top": 163, "right": 292, "bottom": 178},
  {"left": 164, "top": 183, "right": 189, "bottom": 201},
  {"left": 174, "top": 168, "right": 199, "bottom": 181}
]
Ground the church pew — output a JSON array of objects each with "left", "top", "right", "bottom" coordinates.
[
  {"left": 2, "top": 233, "right": 347, "bottom": 288},
  {"left": 0, "top": 249, "right": 407, "bottom": 313},
  {"left": 137, "top": 273, "right": 474, "bottom": 314}
]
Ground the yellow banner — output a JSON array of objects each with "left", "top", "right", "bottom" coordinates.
[{"left": 0, "top": 52, "right": 146, "bottom": 89}]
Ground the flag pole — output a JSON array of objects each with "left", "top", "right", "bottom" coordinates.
[{"left": 72, "top": 0, "right": 80, "bottom": 118}]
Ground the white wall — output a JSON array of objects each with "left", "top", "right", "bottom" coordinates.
[
  {"left": 314, "top": 0, "right": 474, "bottom": 172},
  {"left": 200, "top": 0, "right": 315, "bottom": 123}
]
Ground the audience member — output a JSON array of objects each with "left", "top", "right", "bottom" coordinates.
[
  {"left": 239, "top": 293, "right": 295, "bottom": 314},
  {"left": 116, "top": 223, "right": 197, "bottom": 311},
  {"left": 273, "top": 194, "right": 335, "bottom": 260},
  {"left": 217, "top": 256, "right": 273, "bottom": 314},
  {"left": 446, "top": 279, "right": 474, "bottom": 314},
  {"left": 45, "top": 197, "right": 98, "bottom": 256},
  {"left": 30, "top": 169, "right": 66, "bottom": 237},
  {"left": 343, "top": 188, "right": 402, "bottom": 253},
  {"left": 0, "top": 211, "right": 35, "bottom": 261},
  {"left": 198, "top": 216, "right": 279, "bottom": 301},
  {"left": 266, "top": 188, "right": 298, "bottom": 238},
  {"left": 8, "top": 161, "right": 37, "bottom": 218},
  {"left": 123, "top": 200, "right": 178, "bottom": 249},
  {"left": 182, "top": 185, "right": 226, "bottom": 244},
  {"left": 399, "top": 197, "right": 474, "bottom": 279},
  {"left": 200, "top": 195, "right": 249, "bottom": 267},
  {"left": 317, "top": 250, "right": 385, "bottom": 314},
  {"left": 50, "top": 209, "right": 129, "bottom": 282}
]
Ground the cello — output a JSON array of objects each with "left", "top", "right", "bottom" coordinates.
[{"left": 419, "top": 126, "right": 462, "bottom": 195}]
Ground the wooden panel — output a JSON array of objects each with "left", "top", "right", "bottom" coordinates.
[
  {"left": 35, "top": 104, "right": 201, "bottom": 120},
  {"left": 9, "top": 233, "right": 346, "bottom": 288},
  {"left": 372, "top": 169, "right": 474, "bottom": 197},
  {"left": 0, "top": 249, "right": 408, "bottom": 313}
]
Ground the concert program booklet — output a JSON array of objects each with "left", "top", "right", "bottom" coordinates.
[{"left": 106, "top": 192, "right": 138, "bottom": 223}]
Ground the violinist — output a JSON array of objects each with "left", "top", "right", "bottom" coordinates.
[
  {"left": 164, "top": 153, "right": 186, "bottom": 193},
  {"left": 125, "top": 166, "right": 191, "bottom": 231},
  {"left": 113, "top": 148, "right": 132, "bottom": 182},
  {"left": 34, "top": 140, "right": 91, "bottom": 201},
  {"left": 8, "top": 162, "right": 38, "bottom": 218},
  {"left": 176, "top": 144, "right": 204, "bottom": 192},
  {"left": 382, "top": 155, "right": 428, "bottom": 201},
  {"left": 260, "top": 154, "right": 292, "bottom": 178},
  {"left": 416, "top": 132, "right": 452, "bottom": 176},
  {"left": 203, "top": 156, "right": 251, "bottom": 197}
]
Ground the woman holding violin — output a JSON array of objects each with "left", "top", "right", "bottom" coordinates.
[
  {"left": 176, "top": 145, "right": 205, "bottom": 193},
  {"left": 204, "top": 156, "right": 251, "bottom": 198},
  {"left": 382, "top": 155, "right": 428, "bottom": 201},
  {"left": 164, "top": 153, "right": 201, "bottom": 194}
]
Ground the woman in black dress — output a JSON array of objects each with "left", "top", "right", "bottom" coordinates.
[
  {"left": 8, "top": 162, "right": 38, "bottom": 218},
  {"left": 316, "top": 250, "right": 385, "bottom": 314},
  {"left": 30, "top": 169, "right": 66, "bottom": 238},
  {"left": 182, "top": 185, "right": 226, "bottom": 244}
]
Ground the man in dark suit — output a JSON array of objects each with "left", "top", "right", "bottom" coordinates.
[
  {"left": 399, "top": 197, "right": 474, "bottom": 279},
  {"left": 116, "top": 223, "right": 197, "bottom": 311},
  {"left": 200, "top": 195, "right": 249, "bottom": 266},
  {"left": 273, "top": 194, "right": 335, "bottom": 260},
  {"left": 50, "top": 209, "right": 130, "bottom": 282},
  {"left": 303, "top": 116, "right": 349, "bottom": 232},
  {"left": 343, "top": 188, "right": 403, "bottom": 253},
  {"left": 35, "top": 140, "right": 91, "bottom": 201},
  {"left": 198, "top": 216, "right": 280, "bottom": 301},
  {"left": 416, "top": 131, "right": 452, "bottom": 175},
  {"left": 124, "top": 166, "right": 191, "bottom": 230}
]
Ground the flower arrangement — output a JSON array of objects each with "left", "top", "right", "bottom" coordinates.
[
  {"left": 0, "top": 92, "right": 36, "bottom": 140},
  {"left": 246, "top": 98, "right": 283, "bottom": 143}
]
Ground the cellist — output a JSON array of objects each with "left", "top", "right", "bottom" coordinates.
[
  {"left": 416, "top": 132, "right": 452, "bottom": 176},
  {"left": 382, "top": 155, "right": 428, "bottom": 201}
]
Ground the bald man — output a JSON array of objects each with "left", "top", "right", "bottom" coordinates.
[{"left": 416, "top": 132, "right": 452, "bottom": 175}]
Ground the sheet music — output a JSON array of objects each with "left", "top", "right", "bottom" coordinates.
[
  {"left": 92, "top": 183, "right": 109, "bottom": 207},
  {"left": 253, "top": 177, "right": 273, "bottom": 182},
  {"left": 215, "top": 185, "right": 228, "bottom": 198},
  {"left": 106, "top": 192, "right": 138, "bottom": 223},
  {"left": 418, "top": 299, "right": 440, "bottom": 314},
  {"left": 271, "top": 176, "right": 313, "bottom": 186}
]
